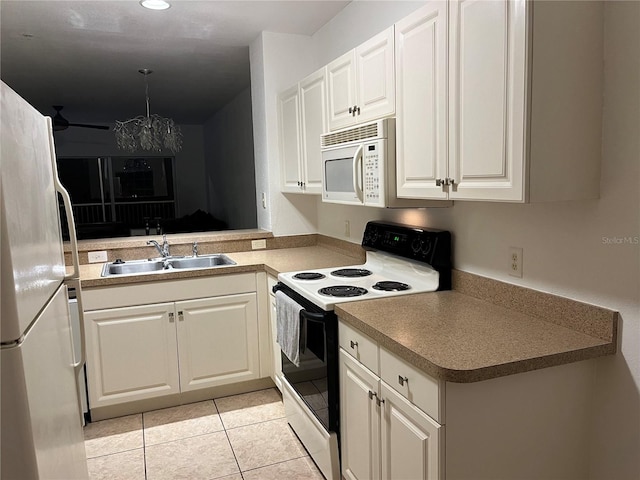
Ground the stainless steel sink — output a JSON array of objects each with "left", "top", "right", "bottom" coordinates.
[
  {"left": 170, "top": 255, "right": 236, "bottom": 269},
  {"left": 101, "top": 255, "right": 236, "bottom": 277}
]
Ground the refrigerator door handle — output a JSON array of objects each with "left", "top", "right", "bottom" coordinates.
[
  {"left": 46, "top": 118, "right": 86, "bottom": 375},
  {"left": 48, "top": 121, "right": 80, "bottom": 283}
]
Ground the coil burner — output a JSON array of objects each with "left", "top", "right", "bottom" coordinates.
[
  {"left": 330, "top": 268, "right": 373, "bottom": 278},
  {"left": 293, "top": 272, "right": 326, "bottom": 281},
  {"left": 318, "top": 285, "right": 368, "bottom": 297}
]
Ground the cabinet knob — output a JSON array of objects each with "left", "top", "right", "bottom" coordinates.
[
  {"left": 355, "top": 106, "right": 360, "bottom": 115},
  {"left": 169, "top": 312, "right": 175, "bottom": 323},
  {"left": 348, "top": 107, "right": 353, "bottom": 114},
  {"left": 178, "top": 310, "right": 184, "bottom": 321},
  {"left": 435, "top": 178, "right": 443, "bottom": 187},
  {"left": 448, "top": 177, "right": 456, "bottom": 186},
  {"left": 350, "top": 340, "right": 358, "bottom": 349},
  {"left": 376, "top": 396, "right": 385, "bottom": 407},
  {"left": 368, "top": 390, "right": 376, "bottom": 400},
  {"left": 398, "top": 375, "right": 409, "bottom": 386}
]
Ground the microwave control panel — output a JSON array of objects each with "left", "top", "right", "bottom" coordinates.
[{"left": 363, "top": 142, "right": 384, "bottom": 206}]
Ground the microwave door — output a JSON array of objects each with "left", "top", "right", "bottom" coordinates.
[{"left": 322, "top": 146, "right": 363, "bottom": 205}]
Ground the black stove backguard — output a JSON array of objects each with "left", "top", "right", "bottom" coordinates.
[{"left": 362, "top": 221, "right": 452, "bottom": 290}]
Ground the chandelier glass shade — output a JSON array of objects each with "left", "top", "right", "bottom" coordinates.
[{"left": 114, "top": 69, "right": 183, "bottom": 154}]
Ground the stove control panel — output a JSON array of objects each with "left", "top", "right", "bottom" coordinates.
[{"left": 362, "top": 221, "right": 452, "bottom": 289}]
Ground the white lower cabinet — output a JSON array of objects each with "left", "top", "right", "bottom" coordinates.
[
  {"left": 176, "top": 294, "right": 259, "bottom": 392},
  {"left": 339, "top": 342, "right": 442, "bottom": 480},
  {"left": 83, "top": 274, "right": 259, "bottom": 409},
  {"left": 84, "top": 302, "right": 180, "bottom": 408}
]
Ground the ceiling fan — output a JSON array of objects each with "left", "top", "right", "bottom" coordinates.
[{"left": 52, "top": 106, "right": 110, "bottom": 131}]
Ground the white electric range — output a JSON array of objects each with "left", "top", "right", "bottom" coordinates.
[
  {"left": 273, "top": 221, "right": 452, "bottom": 480},
  {"left": 278, "top": 250, "right": 441, "bottom": 310}
]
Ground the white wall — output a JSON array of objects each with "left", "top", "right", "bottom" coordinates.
[
  {"left": 54, "top": 123, "right": 207, "bottom": 218},
  {"left": 249, "top": 31, "right": 319, "bottom": 236},
  {"left": 203, "top": 88, "right": 257, "bottom": 229},
  {"left": 254, "top": 0, "right": 639, "bottom": 477}
]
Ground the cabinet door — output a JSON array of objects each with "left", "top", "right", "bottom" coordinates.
[
  {"left": 269, "top": 292, "right": 283, "bottom": 392},
  {"left": 448, "top": 0, "right": 527, "bottom": 201},
  {"left": 380, "top": 382, "right": 442, "bottom": 480},
  {"left": 340, "top": 349, "right": 381, "bottom": 480},
  {"left": 356, "top": 27, "right": 396, "bottom": 125},
  {"left": 278, "top": 84, "right": 303, "bottom": 192},
  {"left": 395, "top": 2, "right": 449, "bottom": 199},
  {"left": 176, "top": 293, "right": 259, "bottom": 392},
  {"left": 327, "top": 50, "right": 357, "bottom": 130},
  {"left": 299, "top": 68, "right": 327, "bottom": 194},
  {"left": 84, "top": 303, "right": 179, "bottom": 408}
]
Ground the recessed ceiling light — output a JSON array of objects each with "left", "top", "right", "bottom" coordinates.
[{"left": 140, "top": 0, "right": 171, "bottom": 11}]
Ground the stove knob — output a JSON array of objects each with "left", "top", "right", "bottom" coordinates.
[
  {"left": 421, "top": 239, "right": 433, "bottom": 256},
  {"left": 411, "top": 238, "right": 422, "bottom": 254}
]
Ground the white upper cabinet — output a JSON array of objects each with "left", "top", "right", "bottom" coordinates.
[
  {"left": 278, "top": 68, "right": 327, "bottom": 194},
  {"left": 328, "top": 27, "right": 395, "bottom": 131},
  {"left": 395, "top": 2, "right": 449, "bottom": 200},
  {"left": 447, "top": 0, "right": 527, "bottom": 201},
  {"left": 299, "top": 69, "right": 327, "bottom": 194},
  {"left": 397, "top": 0, "right": 602, "bottom": 202}
]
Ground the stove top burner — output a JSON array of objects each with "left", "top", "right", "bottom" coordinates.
[
  {"left": 293, "top": 272, "right": 326, "bottom": 281},
  {"left": 319, "top": 285, "right": 368, "bottom": 297},
  {"left": 372, "top": 281, "right": 411, "bottom": 292},
  {"left": 330, "top": 268, "right": 373, "bottom": 278}
]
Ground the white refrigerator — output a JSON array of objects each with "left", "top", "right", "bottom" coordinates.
[{"left": 1, "top": 82, "right": 89, "bottom": 479}]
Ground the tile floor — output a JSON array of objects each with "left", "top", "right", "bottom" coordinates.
[{"left": 84, "top": 388, "right": 325, "bottom": 480}]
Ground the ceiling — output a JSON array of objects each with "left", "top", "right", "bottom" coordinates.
[{"left": 0, "top": 0, "right": 350, "bottom": 125}]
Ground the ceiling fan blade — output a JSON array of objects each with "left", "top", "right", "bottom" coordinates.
[{"left": 67, "top": 123, "right": 110, "bottom": 130}]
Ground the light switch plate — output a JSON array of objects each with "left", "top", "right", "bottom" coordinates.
[{"left": 88, "top": 250, "right": 108, "bottom": 263}]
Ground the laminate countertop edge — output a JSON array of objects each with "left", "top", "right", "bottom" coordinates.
[{"left": 335, "top": 289, "right": 618, "bottom": 384}]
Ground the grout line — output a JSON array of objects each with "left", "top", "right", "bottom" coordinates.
[
  {"left": 239, "top": 454, "right": 312, "bottom": 474},
  {"left": 141, "top": 413, "right": 148, "bottom": 480}
]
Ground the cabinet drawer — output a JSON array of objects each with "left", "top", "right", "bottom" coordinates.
[
  {"left": 339, "top": 321, "right": 379, "bottom": 375},
  {"left": 380, "top": 347, "right": 442, "bottom": 423}
]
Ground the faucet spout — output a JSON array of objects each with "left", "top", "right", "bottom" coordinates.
[{"left": 147, "top": 234, "right": 170, "bottom": 258}]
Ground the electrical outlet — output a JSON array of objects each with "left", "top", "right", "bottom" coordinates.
[
  {"left": 251, "top": 239, "right": 266, "bottom": 250},
  {"left": 344, "top": 220, "right": 350, "bottom": 237},
  {"left": 509, "top": 247, "right": 523, "bottom": 278},
  {"left": 88, "top": 250, "right": 108, "bottom": 263}
]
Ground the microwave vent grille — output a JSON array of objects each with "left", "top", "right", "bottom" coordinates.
[{"left": 321, "top": 123, "right": 379, "bottom": 147}]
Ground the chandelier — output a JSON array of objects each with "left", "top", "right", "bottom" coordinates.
[{"left": 114, "top": 69, "right": 183, "bottom": 154}]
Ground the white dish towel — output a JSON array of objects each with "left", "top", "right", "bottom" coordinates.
[{"left": 275, "top": 290, "right": 303, "bottom": 367}]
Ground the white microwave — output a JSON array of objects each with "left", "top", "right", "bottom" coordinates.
[{"left": 321, "top": 118, "right": 440, "bottom": 208}]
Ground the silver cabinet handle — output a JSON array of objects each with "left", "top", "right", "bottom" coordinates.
[
  {"left": 169, "top": 312, "right": 175, "bottom": 323},
  {"left": 398, "top": 375, "right": 409, "bottom": 386},
  {"left": 350, "top": 340, "right": 358, "bottom": 349},
  {"left": 178, "top": 310, "right": 184, "bottom": 321}
]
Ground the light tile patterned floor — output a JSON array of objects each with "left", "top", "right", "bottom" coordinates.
[{"left": 84, "top": 388, "right": 325, "bottom": 480}]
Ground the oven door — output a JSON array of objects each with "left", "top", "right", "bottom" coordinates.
[
  {"left": 273, "top": 283, "right": 339, "bottom": 434},
  {"left": 322, "top": 143, "right": 364, "bottom": 205}
]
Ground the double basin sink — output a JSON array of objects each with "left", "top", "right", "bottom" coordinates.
[{"left": 101, "top": 254, "right": 236, "bottom": 277}]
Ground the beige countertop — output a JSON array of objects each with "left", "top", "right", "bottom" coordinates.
[{"left": 336, "top": 279, "right": 618, "bottom": 383}]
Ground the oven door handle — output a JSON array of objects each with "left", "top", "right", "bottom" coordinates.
[{"left": 299, "top": 310, "right": 326, "bottom": 355}]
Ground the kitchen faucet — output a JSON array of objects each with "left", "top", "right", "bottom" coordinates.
[{"left": 147, "top": 234, "right": 170, "bottom": 258}]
